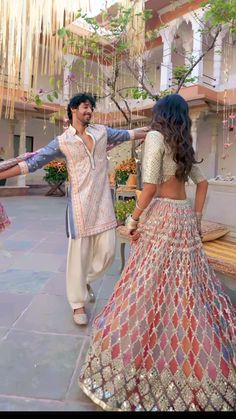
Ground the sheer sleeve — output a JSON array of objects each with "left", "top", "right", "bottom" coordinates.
[
  {"left": 142, "top": 131, "right": 165, "bottom": 184},
  {"left": 18, "top": 138, "right": 63, "bottom": 174},
  {"left": 189, "top": 164, "right": 206, "bottom": 184}
]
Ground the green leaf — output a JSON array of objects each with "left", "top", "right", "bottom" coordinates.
[
  {"left": 57, "top": 27, "right": 67, "bottom": 38},
  {"left": 57, "top": 79, "right": 62, "bottom": 90},
  {"left": 47, "top": 94, "right": 54, "bottom": 103},
  {"left": 49, "top": 116, "right": 56, "bottom": 124},
  {"left": 35, "top": 95, "right": 43, "bottom": 106},
  {"left": 53, "top": 91, "right": 59, "bottom": 99},
  {"left": 49, "top": 76, "right": 55, "bottom": 87}
]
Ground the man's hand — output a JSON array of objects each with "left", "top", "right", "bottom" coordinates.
[{"left": 131, "top": 126, "right": 151, "bottom": 140}]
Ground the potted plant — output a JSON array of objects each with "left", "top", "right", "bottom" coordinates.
[
  {"left": 43, "top": 159, "right": 68, "bottom": 183},
  {"left": 114, "top": 158, "right": 136, "bottom": 187},
  {"left": 43, "top": 159, "right": 68, "bottom": 196},
  {"left": 114, "top": 199, "right": 136, "bottom": 225}
]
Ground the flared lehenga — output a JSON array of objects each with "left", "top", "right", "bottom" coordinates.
[
  {"left": 79, "top": 198, "right": 236, "bottom": 411},
  {"left": 0, "top": 202, "right": 10, "bottom": 232}
]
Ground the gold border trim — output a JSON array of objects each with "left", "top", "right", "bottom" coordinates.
[{"left": 79, "top": 382, "right": 122, "bottom": 412}]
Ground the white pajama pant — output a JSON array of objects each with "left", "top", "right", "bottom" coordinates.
[{"left": 66, "top": 228, "right": 116, "bottom": 310}]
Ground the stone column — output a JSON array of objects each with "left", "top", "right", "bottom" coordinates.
[
  {"left": 5, "top": 120, "right": 16, "bottom": 159},
  {"left": 190, "top": 110, "right": 203, "bottom": 155},
  {"left": 160, "top": 27, "right": 175, "bottom": 91},
  {"left": 17, "top": 117, "right": 27, "bottom": 187},
  {"left": 189, "top": 15, "right": 204, "bottom": 83},
  {"left": 191, "top": 116, "right": 198, "bottom": 154},
  {"left": 208, "top": 115, "right": 219, "bottom": 178},
  {"left": 213, "top": 32, "right": 226, "bottom": 87},
  {"left": 63, "top": 54, "right": 76, "bottom": 104}
]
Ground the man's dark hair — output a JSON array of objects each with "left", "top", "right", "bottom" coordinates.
[{"left": 67, "top": 93, "right": 96, "bottom": 122}]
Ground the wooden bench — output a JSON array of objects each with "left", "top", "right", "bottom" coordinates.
[
  {"left": 203, "top": 238, "right": 236, "bottom": 279},
  {"left": 116, "top": 226, "right": 236, "bottom": 279}
]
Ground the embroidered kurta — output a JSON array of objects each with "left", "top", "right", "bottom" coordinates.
[{"left": 18, "top": 124, "right": 133, "bottom": 239}]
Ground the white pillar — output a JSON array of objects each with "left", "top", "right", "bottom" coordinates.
[
  {"left": 17, "top": 118, "right": 27, "bottom": 187},
  {"left": 189, "top": 17, "right": 204, "bottom": 83},
  {"left": 63, "top": 54, "right": 76, "bottom": 103},
  {"left": 6, "top": 120, "right": 16, "bottom": 159},
  {"left": 208, "top": 115, "right": 219, "bottom": 178},
  {"left": 182, "top": 37, "right": 193, "bottom": 67},
  {"left": 191, "top": 116, "right": 199, "bottom": 154},
  {"left": 213, "top": 33, "right": 224, "bottom": 87},
  {"left": 160, "top": 27, "right": 175, "bottom": 91}
]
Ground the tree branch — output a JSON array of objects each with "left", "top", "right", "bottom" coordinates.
[
  {"left": 110, "top": 96, "right": 129, "bottom": 123},
  {"left": 125, "top": 59, "right": 156, "bottom": 99}
]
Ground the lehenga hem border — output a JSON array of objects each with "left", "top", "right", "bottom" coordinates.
[{"left": 79, "top": 382, "right": 122, "bottom": 412}]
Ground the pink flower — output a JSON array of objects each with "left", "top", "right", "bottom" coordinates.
[
  {"left": 224, "top": 142, "right": 233, "bottom": 148},
  {"left": 222, "top": 152, "right": 230, "bottom": 159},
  {"left": 68, "top": 72, "right": 76, "bottom": 81}
]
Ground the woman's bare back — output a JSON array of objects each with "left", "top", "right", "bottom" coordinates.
[{"left": 155, "top": 175, "right": 187, "bottom": 200}]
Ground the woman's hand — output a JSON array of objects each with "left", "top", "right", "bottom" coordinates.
[
  {"left": 195, "top": 212, "right": 203, "bottom": 239},
  {"left": 129, "top": 228, "right": 141, "bottom": 242}
]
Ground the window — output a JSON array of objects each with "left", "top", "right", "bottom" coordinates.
[{"left": 14, "top": 135, "right": 34, "bottom": 157}]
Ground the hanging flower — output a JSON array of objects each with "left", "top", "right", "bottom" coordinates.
[
  {"left": 222, "top": 152, "right": 230, "bottom": 160},
  {"left": 68, "top": 72, "right": 76, "bottom": 81},
  {"left": 229, "top": 113, "right": 235, "bottom": 120},
  {"left": 224, "top": 142, "right": 233, "bottom": 148}
]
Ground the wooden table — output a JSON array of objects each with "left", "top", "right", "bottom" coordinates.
[
  {"left": 45, "top": 181, "right": 65, "bottom": 197},
  {"left": 116, "top": 189, "right": 137, "bottom": 201}
]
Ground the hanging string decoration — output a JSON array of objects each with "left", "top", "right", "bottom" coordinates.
[
  {"left": 221, "top": 33, "right": 236, "bottom": 162},
  {"left": 120, "top": 0, "right": 145, "bottom": 58},
  {"left": 0, "top": 0, "right": 91, "bottom": 119}
]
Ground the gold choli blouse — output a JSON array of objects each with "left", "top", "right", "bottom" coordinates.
[{"left": 142, "top": 131, "right": 206, "bottom": 185}]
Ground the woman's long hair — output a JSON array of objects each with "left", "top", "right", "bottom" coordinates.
[{"left": 151, "top": 93, "right": 202, "bottom": 182}]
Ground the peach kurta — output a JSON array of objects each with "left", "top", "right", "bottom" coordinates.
[{"left": 19, "top": 124, "right": 133, "bottom": 238}]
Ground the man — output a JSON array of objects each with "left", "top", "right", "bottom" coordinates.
[{"left": 0, "top": 93, "right": 148, "bottom": 325}]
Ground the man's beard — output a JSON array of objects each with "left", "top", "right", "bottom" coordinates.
[{"left": 83, "top": 117, "right": 91, "bottom": 126}]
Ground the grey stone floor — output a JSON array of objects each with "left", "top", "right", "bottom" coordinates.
[
  {"left": 0, "top": 195, "right": 235, "bottom": 412},
  {"left": 0, "top": 195, "right": 129, "bottom": 411}
]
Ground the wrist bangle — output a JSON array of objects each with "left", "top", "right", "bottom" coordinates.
[
  {"left": 136, "top": 202, "right": 146, "bottom": 211},
  {"left": 125, "top": 214, "right": 139, "bottom": 231}
]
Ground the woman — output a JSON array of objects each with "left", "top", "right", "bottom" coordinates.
[{"left": 79, "top": 94, "right": 236, "bottom": 411}]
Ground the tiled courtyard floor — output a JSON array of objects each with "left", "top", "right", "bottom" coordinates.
[
  {"left": 0, "top": 195, "right": 129, "bottom": 411},
  {"left": 0, "top": 194, "right": 235, "bottom": 412}
]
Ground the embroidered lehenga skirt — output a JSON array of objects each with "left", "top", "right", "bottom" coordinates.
[
  {"left": 0, "top": 202, "right": 10, "bottom": 232},
  {"left": 79, "top": 198, "right": 236, "bottom": 411}
]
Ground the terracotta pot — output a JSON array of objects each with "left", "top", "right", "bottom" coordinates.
[{"left": 127, "top": 174, "right": 137, "bottom": 188}]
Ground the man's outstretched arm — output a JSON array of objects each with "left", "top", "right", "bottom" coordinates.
[
  {"left": 106, "top": 126, "right": 150, "bottom": 151},
  {"left": 0, "top": 138, "right": 63, "bottom": 181}
]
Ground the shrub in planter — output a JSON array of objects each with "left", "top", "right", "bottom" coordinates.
[
  {"left": 114, "top": 199, "right": 136, "bottom": 224},
  {"left": 114, "top": 158, "right": 136, "bottom": 186},
  {"left": 43, "top": 159, "right": 68, "bottom": 184}
]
